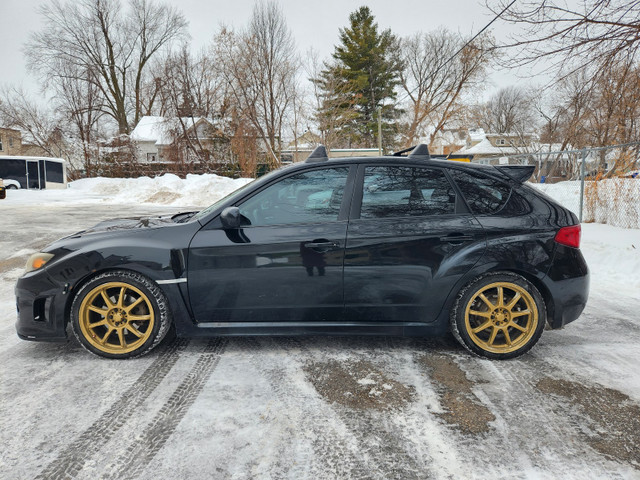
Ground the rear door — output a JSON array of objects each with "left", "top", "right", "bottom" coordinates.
[
  {"left": 188, "top": 166, "right": 355, "bottom": 323},
  {"left": 343, "top": 164, "right": 486, "bottom": 323}
]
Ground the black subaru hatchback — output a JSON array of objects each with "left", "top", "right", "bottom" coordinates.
[{"left": 16, "top": 144, "right": 589, "bottom": 360}]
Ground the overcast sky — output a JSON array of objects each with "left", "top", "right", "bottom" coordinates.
[{"left": 0, "top": 0, "right": 537, "bottom": 101}]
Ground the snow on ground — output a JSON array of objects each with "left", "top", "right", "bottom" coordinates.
[
  {"left": 1, "top": 173, "right": 253, "bottom": 208},
  {"left": 1, "top": 174, "right": 640, "bottom": 479},
  {"left": 533, "top": 179, "right": 640, "bottom": 228},
  {"left": 581, "top": 223, "right": 640, "bottom": 297}
]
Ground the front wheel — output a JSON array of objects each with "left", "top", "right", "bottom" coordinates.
[
  {"left": 71, "top": 271, "right": 172, "bottom": 359},
  {"left": 450, "top": 272, "right": 546, "bottom": 360}
]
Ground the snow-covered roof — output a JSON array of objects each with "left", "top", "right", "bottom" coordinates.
[
  {"left": 468, "top": 128, "right": 486, "bottom": 143},
  {"left": 130, "top": 116, "right": 208, "bottom": 145},
  {"left": 457, "top": 137, "right": 519, "bottom": 155},
  {"left": 485, "top": 132, "right": 537, "bottom": 138}
]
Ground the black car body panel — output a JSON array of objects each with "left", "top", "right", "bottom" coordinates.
[{"left": 15, "top": 154, "right": 589, "bottom": 346}]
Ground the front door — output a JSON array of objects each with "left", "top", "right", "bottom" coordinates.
[
  {"left": 27, "top": 161, "right": 39, "bottom": 189},
  {"left": 188, "top": 166, "right": 354, "bottom": 323}
]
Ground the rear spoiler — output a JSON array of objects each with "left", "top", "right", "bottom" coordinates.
[{"left": 494, "top": 165, "right": 535, "bottom": 183}]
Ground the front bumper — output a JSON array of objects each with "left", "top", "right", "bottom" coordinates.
[{"left": 15, "top": 270, "right": 69, "bottom": 342}]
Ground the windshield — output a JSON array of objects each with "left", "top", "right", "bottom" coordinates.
[{"left": 191, "top": 179, "right": 258, "bottom": 222}]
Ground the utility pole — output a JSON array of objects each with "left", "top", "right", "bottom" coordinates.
[{"left": 377, "top": 106, "right": 382, "bottom": 155}]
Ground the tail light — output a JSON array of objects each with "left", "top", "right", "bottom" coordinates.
[{"left": 555, "top": 224, "right": 581, "bottom": 248}]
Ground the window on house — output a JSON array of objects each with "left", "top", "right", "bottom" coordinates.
[
  {"left": 496, "top": 138, "right": 506, "bottom": 146},
  {"left": 9, "top": 136, "right": 13, "bottom": 147},
  {"left": 0, "top": 135, "right": 3, "bottom": 151},
  {"left": 147, "top": 153, "right": 157, "bottom": 162}
]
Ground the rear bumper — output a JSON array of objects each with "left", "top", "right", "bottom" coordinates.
[
  {"left": 15, "top": 271, "right": 68, "bottom": 342},
  {"left": 544, "top": 245, "right": 590, "bottom": 329}
]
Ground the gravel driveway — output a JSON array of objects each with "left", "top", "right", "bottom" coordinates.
[{"left": 1, "top": 203, "right": 639, "bottom": 479}]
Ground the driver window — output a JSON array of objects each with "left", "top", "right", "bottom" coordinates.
[{"left": 238, "top": 167, "right": 349, "bottom": 226}]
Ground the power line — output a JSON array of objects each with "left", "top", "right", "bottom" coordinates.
[
  {"left": 442, "top": 0, "right": 516, "bottom": 70},
  {"left": 398, "top": 0, "right": 517, "bottom": 104}
]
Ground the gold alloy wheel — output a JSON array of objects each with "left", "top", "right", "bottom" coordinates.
[
  {"left": 78, "top": 281, "right": 155, "bottom": 355},
  {"left": 464, "top": 282, "right": 538, "bottom": 354}
]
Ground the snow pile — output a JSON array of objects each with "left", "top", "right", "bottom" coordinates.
[
  {"left": 532, "top": 179, "right": 640, "bottom": 229},
  {"left": 70, "top": 173, "right": 253, "bottom": 207},
  {"left": 581, "top": 223, "right": 640, "bottom": 297},
  {"left": 2, "top": 173, "right": 254, "bottom": 208}
]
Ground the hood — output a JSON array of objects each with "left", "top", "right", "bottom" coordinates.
[{"left": 63, "top": 213, "right": 187, "bottom": 240}]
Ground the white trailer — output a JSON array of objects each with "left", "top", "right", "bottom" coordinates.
[{"left": 0, "top": 156, "right": 67, "bottom": 189}]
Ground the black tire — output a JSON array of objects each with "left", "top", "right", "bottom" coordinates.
[
  {"left": 6, "top": 184, "right": 18, "bottom": 189},
  {"left": 450, "top": 272, "right": 546, "bottom": 360},
  {"left": 71, "top": 270, "right": 172, "bottom": 359}
]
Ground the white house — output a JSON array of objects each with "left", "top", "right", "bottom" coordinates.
[{"left": 130, "top": 116, "right": 222, "bottom": 163}]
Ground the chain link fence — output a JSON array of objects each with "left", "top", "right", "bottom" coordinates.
[{"left": 479, "top": 142, "right": 640, "bottom": 229}]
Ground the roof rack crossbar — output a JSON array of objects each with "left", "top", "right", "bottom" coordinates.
[
  {"left": 305, "top": 145, "right": 329, "bottom": 163},
  {"left": 407, "top": 144, "right": 431, "bottom": 160},
  {"left": 392, "top": 146, "right": 416, "bottom": 157}
]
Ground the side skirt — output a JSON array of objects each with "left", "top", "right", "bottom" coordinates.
[{"left": 176, "top": 321, "right": 447, "bottom": 337}]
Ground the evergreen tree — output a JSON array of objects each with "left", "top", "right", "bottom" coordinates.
[{"left": 316, "top": 7, "right": 402, "bottom": 149}]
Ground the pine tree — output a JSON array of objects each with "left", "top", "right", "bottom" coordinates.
[{"left": 316, "top": 7, "right": 402, "bottom": 149}]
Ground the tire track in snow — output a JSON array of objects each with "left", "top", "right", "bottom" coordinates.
[
  {"left": 34, "top": 338, "right": 190, "bottom": 480},
  {"left": 241, "top": 337, "right": 373, "bottom": 479},
  {"left": 104, "top": 338, "right": 228, "bottom": 480},
  {"left": 453, "top": 355, "right": 630, "bottom": 478},
  {"left": 268, "top": 337, "right": 430, "bottom": 480}
]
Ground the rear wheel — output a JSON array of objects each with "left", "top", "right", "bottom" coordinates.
[
  {"left": 451, "top": 272, "right": 546, "bottom": 359},
  {"left": 71, "top": 271, "right": 171, "bottom": 359}
]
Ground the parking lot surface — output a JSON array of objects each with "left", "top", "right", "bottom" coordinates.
[{"left": 1, "top": 203, "right": 639, "bottom": 479}]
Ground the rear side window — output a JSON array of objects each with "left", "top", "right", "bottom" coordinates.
[
  {"left": 360, "top": 166, "right": 455, "bottom": 218},
  {"left": 449, "top": 169, "right": 511, "bottom": 215}
]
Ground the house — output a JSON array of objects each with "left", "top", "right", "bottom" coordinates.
[
  {"left": 0, "top": 126, "right": 66, "bottom": 158},
  {"left": 281, "top": 132, "right": 385, "bottom": 163},
  {"left": 0, "top": 127, "right": 23, "bottom": 156},
  {"left": 129, "top": 116, "right": 229, "bottom": 163},
  {"left": 456, "top": 132, "right": 538, "bottom": 164}
]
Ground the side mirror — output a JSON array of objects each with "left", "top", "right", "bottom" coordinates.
[{"left": 220, "top": 206, "right": 242, "bottom": 229}]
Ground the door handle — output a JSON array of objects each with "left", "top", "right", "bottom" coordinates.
[
  {"left": 439, "top": 234, "right": 474, "bottom": 244},
  {"left": 304, "top": 241, "right": 340, "bottom": 250}
]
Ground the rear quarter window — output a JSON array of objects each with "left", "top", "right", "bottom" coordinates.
[{"left": 449, "top": 169, "right": 511, "bottom": 215}]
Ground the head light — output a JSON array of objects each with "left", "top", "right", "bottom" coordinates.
[{"left": 25, "top": 253, "right": 54, "bottom": 273}]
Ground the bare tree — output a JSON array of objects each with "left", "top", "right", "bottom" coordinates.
[
  {"left": 488, "top": 0, "right": 640, "bottom": 77},
  {"left": 214, "top": 1, "right": 299, "bottom": 166},
  {"left": 399, "top": 30, "right": 493, "bottom": 147},
  {"left": 152, "top": 47, "right": 226, "bottom": 119},
  {"left": 473, "top": 85, "right": 537, "bottom": 135},
  {"left": 146, "top": 46, "right": 231, "bottom": 168},
  {"left": 0, "top": 87, "right": 67, "bottom": 158},
  {"left": 53, "top": 62, "right": 104, "bottom": 176},
  {"left": 27, "top": 0, "right": 187, "bottom": 134}
]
